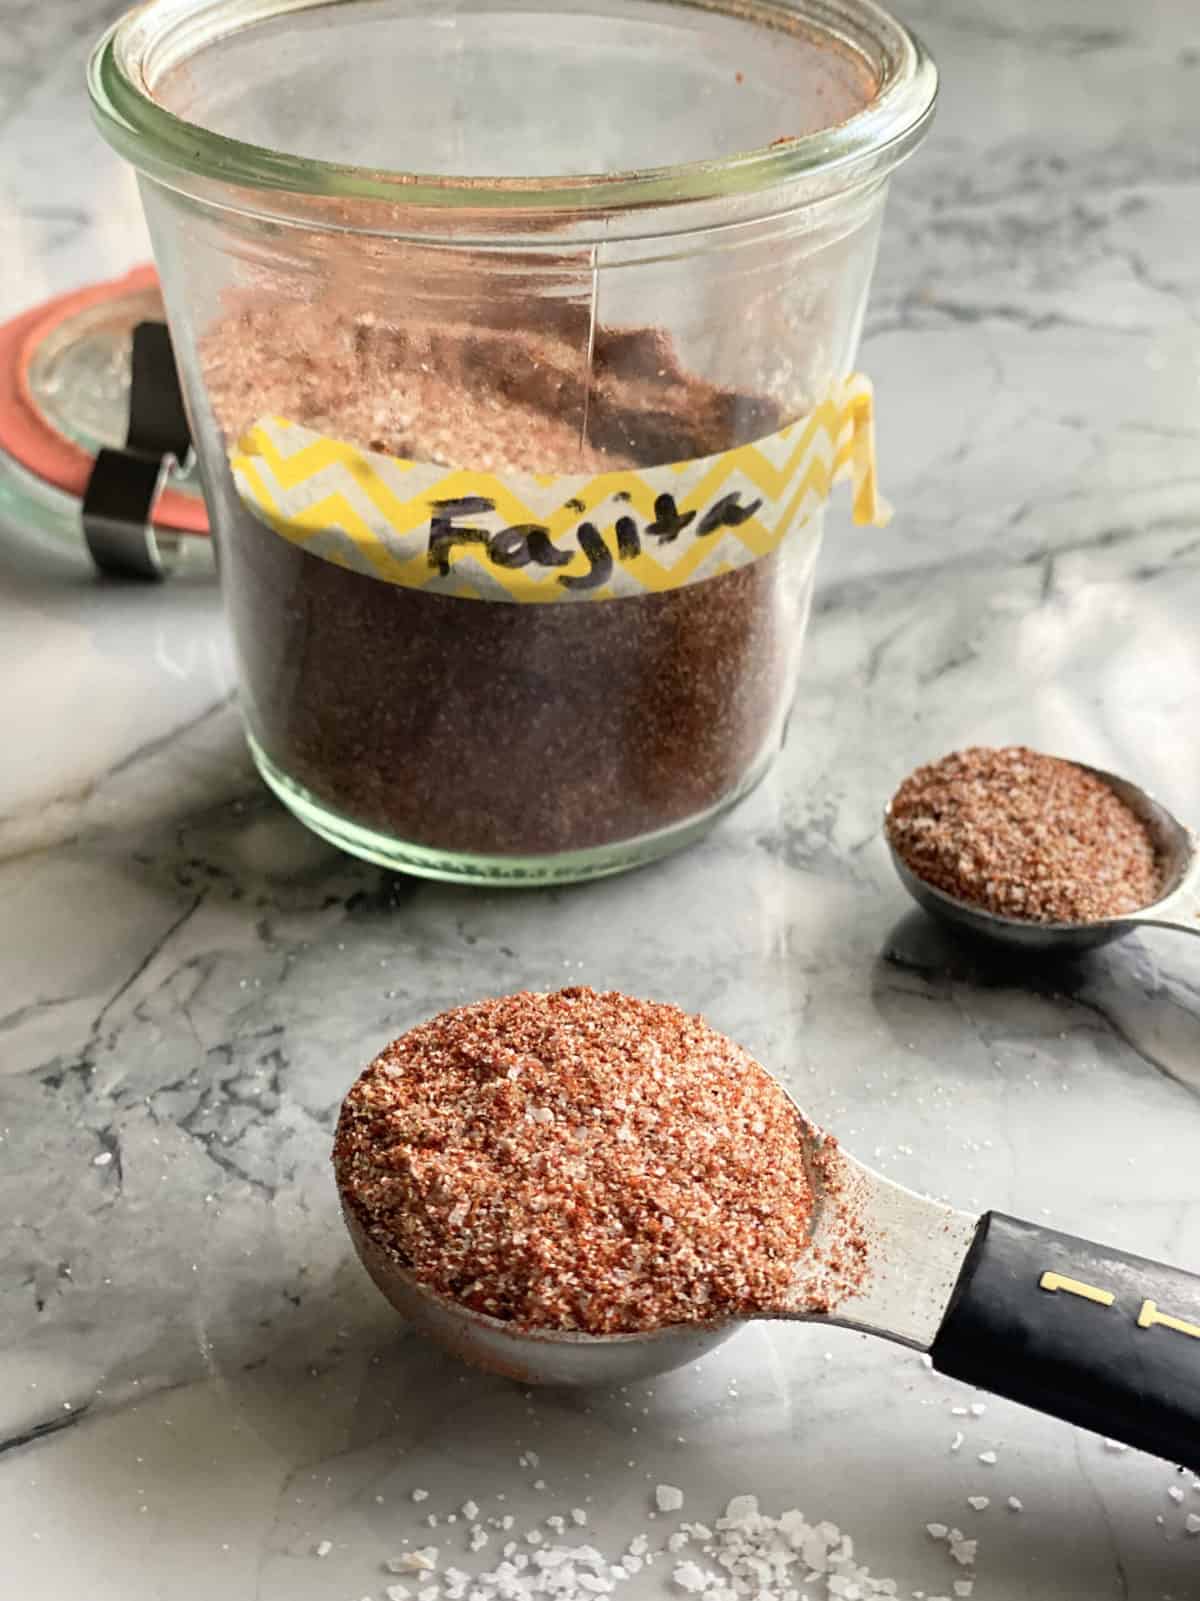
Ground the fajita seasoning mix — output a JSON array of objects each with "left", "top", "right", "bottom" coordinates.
[
  {"left": 201, "top": 294, "right": 883, "bottom": 879},
  {"left": 887, "top": 745, "right": 1163, "bottom": 924},
  {"left": 334, "top": 988, "right": 851, "bottom": 1334}
]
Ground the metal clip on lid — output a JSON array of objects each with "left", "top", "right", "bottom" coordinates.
[{"left": 81, "top": 321, "right": 193, "bottom": 580}]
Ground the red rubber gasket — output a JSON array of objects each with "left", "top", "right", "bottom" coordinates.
[{"left": 0, "top": 264, "right": 208, "bottom": 536}]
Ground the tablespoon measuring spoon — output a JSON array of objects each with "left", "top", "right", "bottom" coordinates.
[
  {"left": 886, "top": 760, "right": 1200, "bottom": 954},
  {"left": 345, "top": 1085, "right": 1200, "bottom": 1469}
]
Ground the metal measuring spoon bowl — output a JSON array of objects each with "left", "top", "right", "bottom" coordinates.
[
  {"left": 885, "top": 760, "right": 1200, "bottom": 954},
  {"left": 344, "top": 1069, "right": 1200, "bottom": 1471},
  {"left": 343, "top": 1114, "right": 965, "bottom": 1390}
]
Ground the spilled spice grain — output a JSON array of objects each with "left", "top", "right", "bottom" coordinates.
[
  {"left": 887, "top": 745, "right": 1163, "bottom": 924},
  {"left": 334, "top": 988, "right": 842, "bottom": 1333}
]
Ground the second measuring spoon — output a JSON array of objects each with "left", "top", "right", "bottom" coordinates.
[{"left": 887, "top": 759, "right": 1200, "bottom": 955}]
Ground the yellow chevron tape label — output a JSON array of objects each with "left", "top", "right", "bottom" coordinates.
[{"left": 229, "top": 373, "right": 887, "bottom": 604}]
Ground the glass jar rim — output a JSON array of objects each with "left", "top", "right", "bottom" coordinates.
[{"left": 88, "top": 0, "right": 937, "bottom": 218}]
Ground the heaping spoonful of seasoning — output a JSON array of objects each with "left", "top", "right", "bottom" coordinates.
[
  {"left": 334, "top": 988, "right": 1200, "bottom": 1469},
  {"left": 885, "top": 745, "right": 1200, "bottom": 953}
]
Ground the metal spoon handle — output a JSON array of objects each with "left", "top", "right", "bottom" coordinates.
[
  {"left": 1124, "top": 884, "right": 1200, "bottom": 938},
  {"left": 930, "top": 1212, "right": 1200, "bottom": 1469}
]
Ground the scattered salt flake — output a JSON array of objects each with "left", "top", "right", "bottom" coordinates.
[
  {"left": 953, "top": 1584, "right": 974, "bottom": 1598},
  {"left": 93, "top": 1152, "right": 113, "bottom": 1167},
  {"left": 722, "top": 1495, "right": 759, "bottom": 1527},
  {"left": 533, "top": 1480, "right": 547, "bottom": 1491},
  {"left": 418, "top": 1586, "right": 439, "bottom": 1601},
  {"left": 628, "top": 1535, "right": 649, "bottom": 1558},
  {"left": 1186, "top": 1514, "right": 1200, "bottom": 1535},
  {"left": 656, "top": 1485, "right": 685, "bottom": 1513},
  {"left": 968, "top": 1404, "right": 986, "bottom": 1418},
  {"left": 668, "top": 1533, "right": 690, "bottom": 1554},
  {"left": 977, "top": 1452, "right": 997, "bottom": 1466},
  {"left": 314, "top": 1539, "right": 333, "bottom": 1558},
  {"left": 1006, "top": 1498, "right": 1023, "bottom": 1513},
  {"left": 390, "top": 1548, "right": 439, "bottom": 1573},
  {"left": 385, "top": 1587, "right": 410, "bottom": 1601},
  {"left": 925, "top": 1525, "right": 949, "bottom": 1541},
  {"left": 1103, "top": 1439, "right": 1128, "bottom": 1454},
  {"left": 673, "top": 1561, "right": 711, "bottom": 1592},
  {"left": 950, "top": 1432, "right": 964, "bottom": 1454},
  {"left": 412, "top": 1489, "right": 430, "bottom": 1503},
  {"left": 462, "top": 1501, "right": 479, "bottom": 1521},
  {"left": 966, "top": 1498, "right": 989, "bottom": 1513},
  {"left": 1168, "top": 1486, "right": 1185, "bottom": 1504},
  {"left": 949, "top": 1539, "right": 977, "bottom": 1567},
  {"left": 571, "top": 1510, "right": 588, "bottom": 1527},
  {"left": 950, "top": 1407, "right": 968, "bottom": 1418}
]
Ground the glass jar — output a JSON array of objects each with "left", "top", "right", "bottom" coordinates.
[{"left": 89, "top": 0, "right": 935, "bottom": 885}]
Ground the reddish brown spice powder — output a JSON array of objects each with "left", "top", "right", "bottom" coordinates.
[
  {"left": 202, "top": 303, "right": 790, "bottom": 859},
  {"left": 333, "top": 988, "right": 822, "bottom": 1334},
  {"left": 887, "top": 745, "right": 1163, "bottom": 924}
]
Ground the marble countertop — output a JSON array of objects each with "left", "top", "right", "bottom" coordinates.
[{"left": 3, "top": 2, "right": 1200, "bottom": 1598}]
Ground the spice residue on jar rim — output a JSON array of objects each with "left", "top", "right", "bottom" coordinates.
[
  {"left": 886, "top": 745, "right": 1164, "bottom": 924},
  {"left": 334, "top": 987, "right": 863, "bottom": 1334}
]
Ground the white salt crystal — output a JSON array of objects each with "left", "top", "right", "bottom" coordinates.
[
  {"left": 722, "top": 1496, "right": 759, "bottom": 1527},
  {"left": 657, "top": 1485, "right": 685, "bottom": 1513},
  {"left": 673, "top": 1561, "right": 711, "bottom": 1592}
]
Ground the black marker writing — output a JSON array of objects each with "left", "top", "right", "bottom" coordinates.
[
  {"left": 698, "top": 491, "right": 763, "bottom": 535},
  {"left": 645, "top": 493, "right": 696, "bottom": 543},
  {"left": 428, "top": 495, "right": 495, "bottom": 575},
  {"left": 425, "top": 488, "right": 765, "bottom": 582},
  {"left": 559, "top": 523, "right": 613, "bottom": 591}
]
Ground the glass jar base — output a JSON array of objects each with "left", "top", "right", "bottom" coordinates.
[{"left": 246, "top": 729, "right": 774, "bottom": 887}]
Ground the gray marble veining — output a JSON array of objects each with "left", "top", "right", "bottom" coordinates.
[{"left": 3, "top": 1, "right": 1200, "bottom": 1597}]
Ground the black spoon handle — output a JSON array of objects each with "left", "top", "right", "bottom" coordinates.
[{"left": 930, "top": 1211, "right": 1200, "bottom": 1471}]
